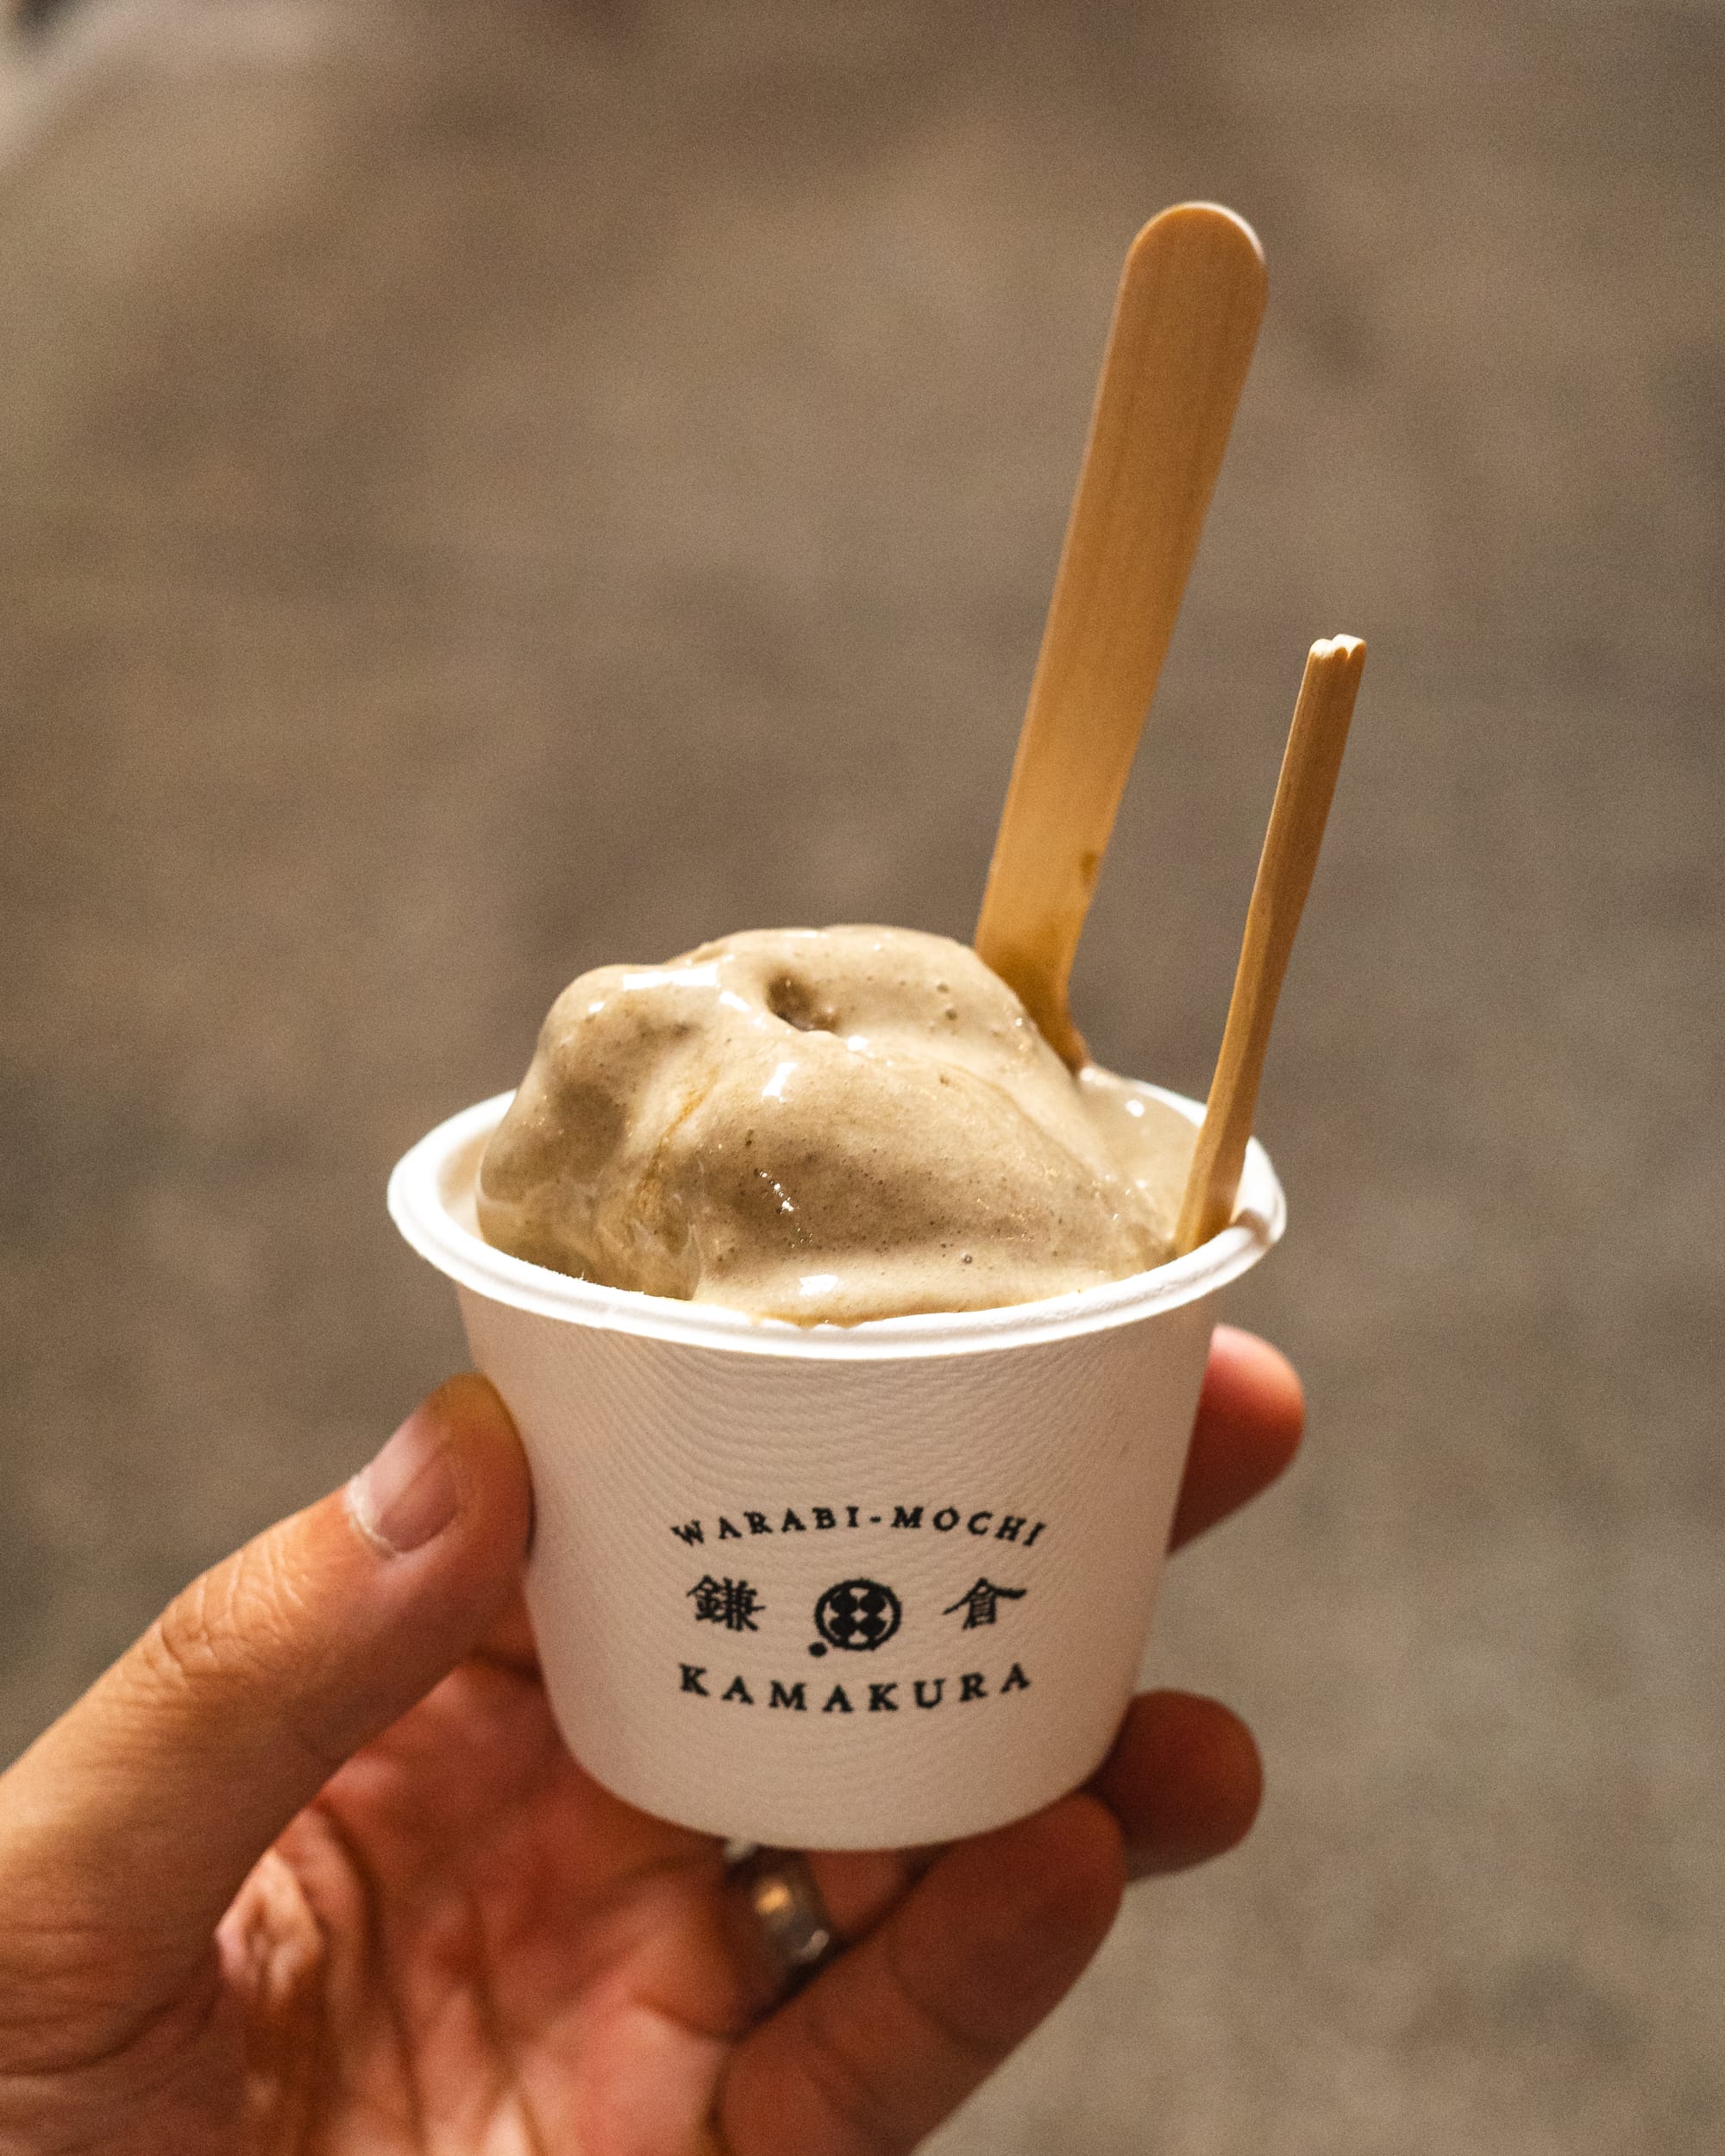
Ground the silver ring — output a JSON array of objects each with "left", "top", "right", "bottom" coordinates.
[{"left": 728, "top": 1847, "right": 843, "bottom": 2000}]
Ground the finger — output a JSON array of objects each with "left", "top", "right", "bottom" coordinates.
[
  {"left": 0, "top": 1376, "right": 530, "bottom": 2023},
  {"left": 473, "top": 1588, "right": 541, "bottom": 1675},
  {"left": 1087, "top": 1689, "right": 1263, "bottom": 1879},
  {"left": 721, "top": 1796, "right": 1124, "bottom": 2156},
  {"left": 1169, "top": 1326, "right": 1304, "bottom": 1551}
]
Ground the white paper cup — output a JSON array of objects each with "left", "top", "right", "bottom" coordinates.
[{"left": 388, "top": 1083, "right": 1283, "bottom": 1849}]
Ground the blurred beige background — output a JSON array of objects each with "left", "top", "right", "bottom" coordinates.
[{"left": 1, "top": 1, "right": 1721, "bottom": 2149}]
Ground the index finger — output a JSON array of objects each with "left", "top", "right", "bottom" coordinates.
[{"left": 1169, "top": 1326, "right": 1304, "bottom": 1551}]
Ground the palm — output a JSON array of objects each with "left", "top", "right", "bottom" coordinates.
[{"left": 226, "top": 1613, "right": 768, "bottom": 2154}]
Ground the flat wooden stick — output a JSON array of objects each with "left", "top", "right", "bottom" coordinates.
[
  {"left": 1175, "top": 635, "right": 1366, "bottom": 1254},
  {"left": 975, "top": 203, "right": 1266, "bottom": 1068}
]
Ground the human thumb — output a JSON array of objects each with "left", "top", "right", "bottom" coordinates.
[{"left": 0, "top": 1375, "right": 530, "bottom": 2024}]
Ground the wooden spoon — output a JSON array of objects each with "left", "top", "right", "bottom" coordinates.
[
  {"left": 974, "top": 202, "right": 1267, "bottom": 1067},
  {"left": 1174, "top": 635, "right": 1366, "bottom": 1255}
]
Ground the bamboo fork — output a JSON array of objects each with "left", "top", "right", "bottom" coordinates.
[{"left": 1174, "top": 635, "right": 1366, "bottom": 1254}]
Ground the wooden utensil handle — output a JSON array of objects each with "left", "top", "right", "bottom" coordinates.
[
  {"left": 1175, "top": 635, "right": 1366, "bottom": 1254},
  {"left": 975, "top": 204, "right": 1267, "bottom": 1065}
]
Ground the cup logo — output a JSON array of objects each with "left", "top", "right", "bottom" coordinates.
[{"left": 811, "top": 1578, "right": 903, "bottom": 1655}]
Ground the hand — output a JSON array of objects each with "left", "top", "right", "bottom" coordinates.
[{"left": 0, "top": 1326, "right": 1302, "bottom": 2156}]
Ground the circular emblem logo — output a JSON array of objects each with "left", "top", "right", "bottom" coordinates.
[{"left": 812, "top": 1578, "right": 903, "bottom": 1653}]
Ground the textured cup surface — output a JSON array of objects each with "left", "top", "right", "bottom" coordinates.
[{"left": 390, "top": 1087, "right": 1283, "bottom": 1846}]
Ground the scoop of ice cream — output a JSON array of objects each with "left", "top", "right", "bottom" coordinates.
[{"left": 475, "top": 925, "right": 1194, "bottom": 1324}]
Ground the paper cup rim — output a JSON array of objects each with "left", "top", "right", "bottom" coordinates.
[{"left": 387, "top": 1083, "right": 1284, "bottom": 1360}]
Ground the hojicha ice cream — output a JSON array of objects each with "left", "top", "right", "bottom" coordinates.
[{"left": 476, "top": 924, "right": 1195, "bottom": 1325}]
